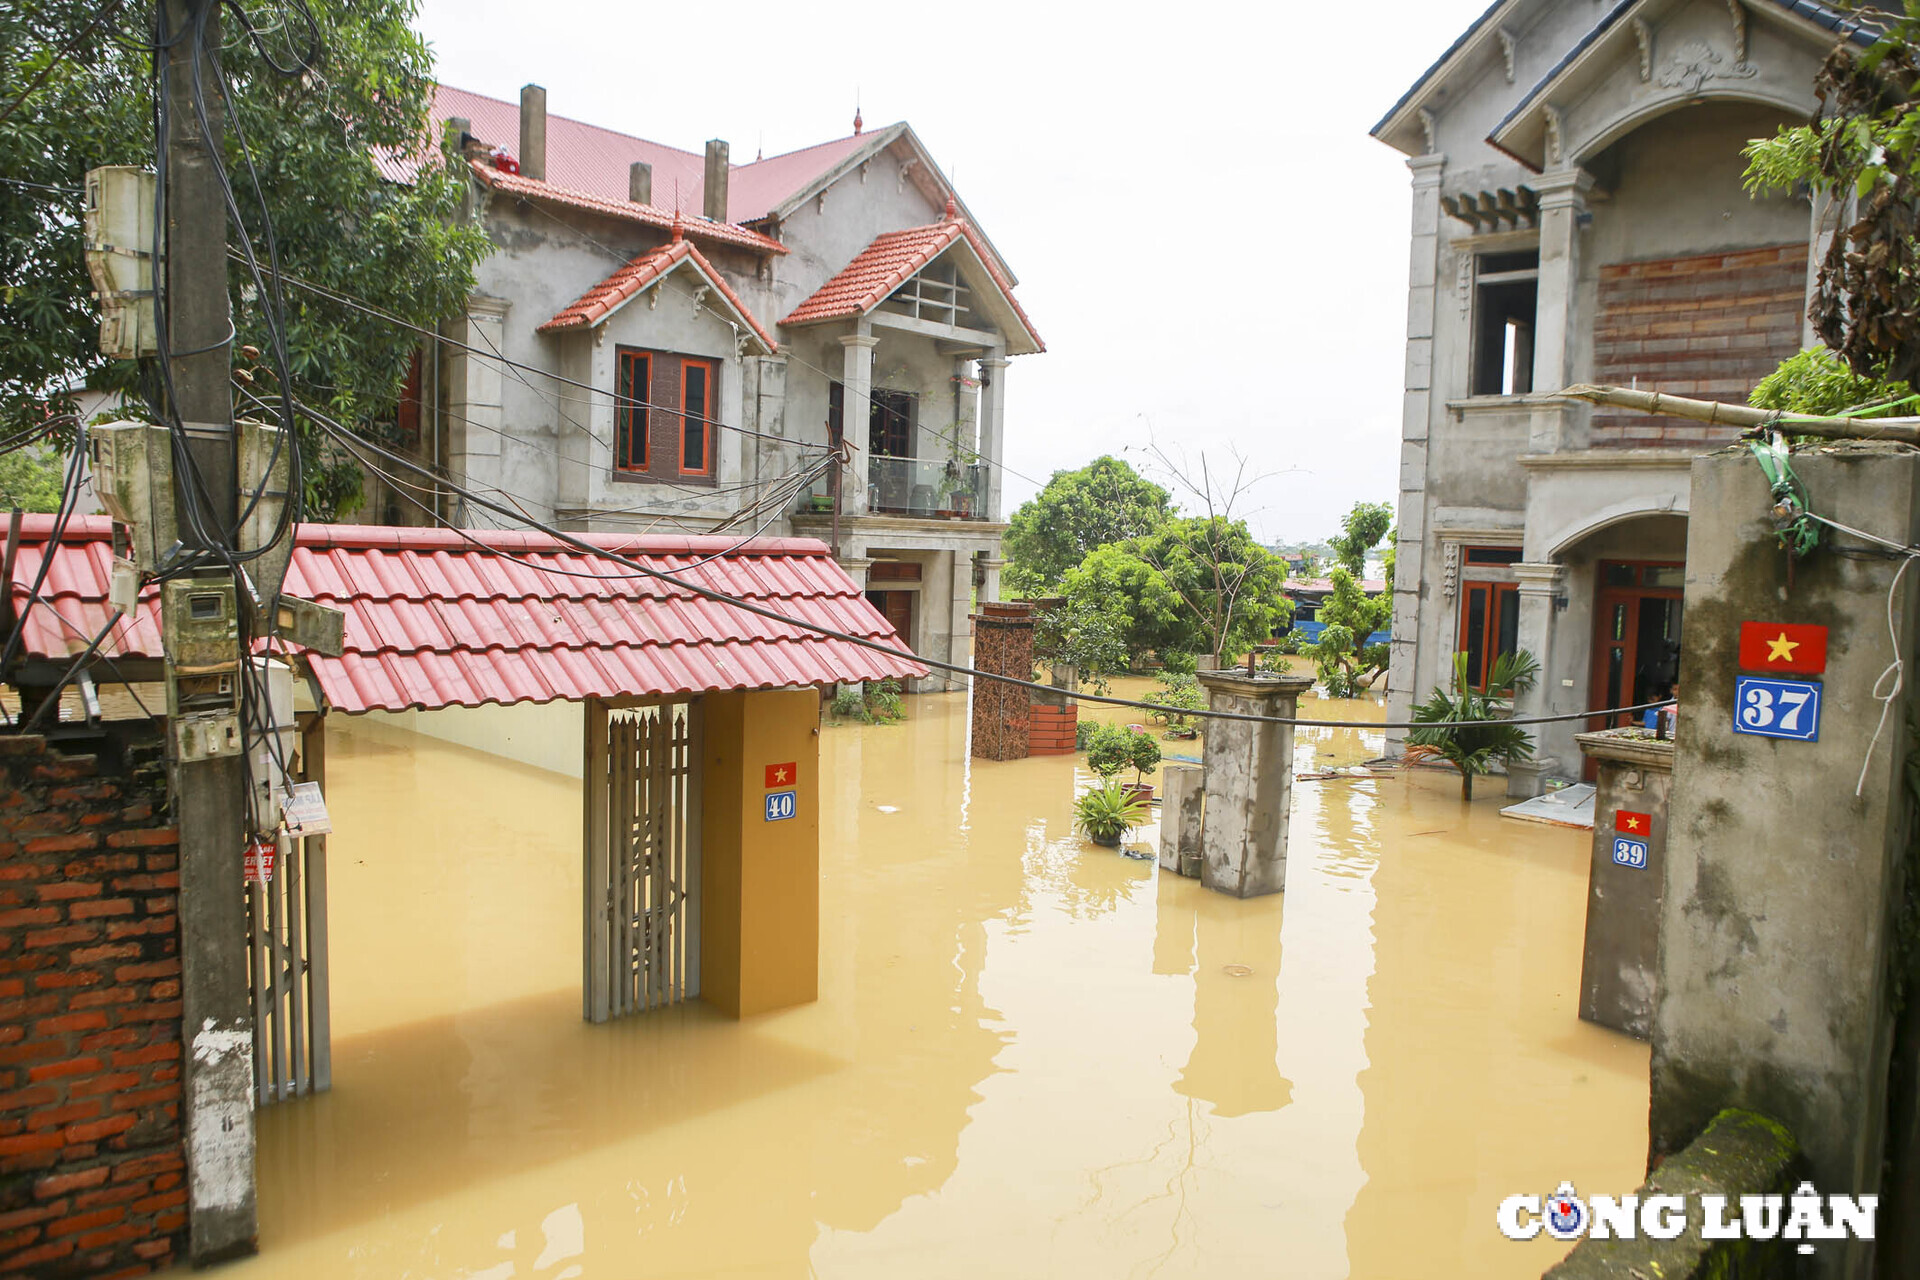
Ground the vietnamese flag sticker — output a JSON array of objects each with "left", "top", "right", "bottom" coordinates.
[
  {"left": 1738, "top": 622, "right": 1828, "bottom": 674},
  {"left": 1615, "top": 810, "right": 1652, "bottom": 836},
  {"left": 765, "top": 762, "right": 798, "bottom": 789}
]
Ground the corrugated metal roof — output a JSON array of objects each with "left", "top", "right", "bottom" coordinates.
[{"left": 4, "top": 517, "right": 925, "bottom": 714}]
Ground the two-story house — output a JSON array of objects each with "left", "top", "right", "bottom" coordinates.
[
  {"left": 378, "top": 85, "right": 1044, "bottom": 691},
  {"left": 1371, "top": 0, "right": 1872, "bottom": 792}
]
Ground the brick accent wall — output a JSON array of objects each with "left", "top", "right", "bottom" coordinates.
[
  {"left": 1026, "top": 704, "right": 1078, "bottom": 756},
  {"left": 0, "top": 732, "right": 187, "bottom": 1276},
  {"left": 970, "top": 605, "right": 1034, "bottom": 761},
  {"left": 1591, "top": 244, "right": 1805, "bottom": 448}
]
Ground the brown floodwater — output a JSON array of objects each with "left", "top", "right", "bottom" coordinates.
[{"left": 180, "top": 679, "right": 1649, "bottom": 1279}]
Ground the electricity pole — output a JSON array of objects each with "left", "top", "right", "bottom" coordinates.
[{"left": 162, "top": 0, "right": 258, "bottom": 1261}]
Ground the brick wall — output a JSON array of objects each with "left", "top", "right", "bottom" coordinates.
[
  {"left": 1591, "top": 244, "right": 1805, "bottom": 448},
  {"left": 0, "top": 731, "right": 186, "bottom": 1277},
  {"left": 1027, "top": 704, "right": 1078, "bottom": 756}
]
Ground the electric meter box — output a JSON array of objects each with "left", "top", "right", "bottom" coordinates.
[
  {"left": 91, "top": 422, "right": 177, "bottom": 572},
  {"left": 160, "top": 577, "right": 239, "bottom": 671},
  {"left": 84, "top": 166, "right": 158, "bottom": 359}
]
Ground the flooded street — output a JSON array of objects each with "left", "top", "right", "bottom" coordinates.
[{"left": 198, "top": 682, "right": 1649, "bottom": 1279}]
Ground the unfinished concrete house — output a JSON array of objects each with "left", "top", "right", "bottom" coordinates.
[
  {"left": 1371, "top": 0, "right": 1867, "bottom": 791},
  {"left": 376, "top": 87, "right": 1045, "bottom": 690}
]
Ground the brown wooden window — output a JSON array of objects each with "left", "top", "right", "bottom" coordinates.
[
  {"left": 680, "top": 358, "right": 713, "bottom": 476},
  {"left": 615, "top": 349, "right": 650, "bottom": 472},
  {"left": 1457, "top": 580, "right": 1520, "bottom": 692},
  {"left": 1463, "top": 545, "right": 1523, "bottom": 567}
]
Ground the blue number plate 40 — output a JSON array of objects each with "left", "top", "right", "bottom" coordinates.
[
  {"left": 1733, "top": 675, "right": 1822, "bottom": 743},
  {"left": 765, "top": 790, "right": 797, "bottom": 822}
]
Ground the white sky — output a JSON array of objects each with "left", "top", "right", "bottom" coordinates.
[{"left": 416, "top": 0, "right": 1491, "bottom": 543}]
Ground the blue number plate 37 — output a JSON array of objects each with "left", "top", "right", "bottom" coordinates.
[{"left": 1733, "top": 675, "right": 1822, "bottom": 743}]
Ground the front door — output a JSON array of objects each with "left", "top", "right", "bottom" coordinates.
[
  {"left": 1586, "top": 561, "right": 1685, "bottom": 771},
  {"left": 867, "top": 590, "right": 914, "bottom": 648}
]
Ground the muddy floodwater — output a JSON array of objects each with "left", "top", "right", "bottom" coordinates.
[{"left": 186, "top": 681, "right": 1649, "bottom": 1279}]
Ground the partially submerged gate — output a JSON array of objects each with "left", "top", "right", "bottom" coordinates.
[
  {"left": 584, "top": 700, "right": 702, "bottom": 1022},
  {"left": 247, "top": 714, "right": 331, "bottom": 1105}
]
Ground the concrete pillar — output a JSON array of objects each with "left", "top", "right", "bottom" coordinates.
[
  {"left": 629, "top": 161, "right": 652, "bottom": 206},
  {"left": 978, "top": 351, "right": 1008, "bottom": 521},
  {"left": 946, "top": 548, "right": 971, "bottom": 691},
  {"left": 839, "top": 332, "right": 877, "bottom": 516},
  {"left": 1529, "top": 166, "right": 1594, "bottom": 394},
  {"left": 837, "top": 555, "right": 872, "bottom": 699},
  {"left": 1195, "top": 670, "right": 1313, "bottom": 897},
  {"left": 699, "top": 688, "right": 821, "bottom": 1017},
  {"left": 445, "top": 296, "right": 509, "bottom": 525},
  {"left": 1505, "top": 560, "right": 1565, "bottom": 798},
  {"left": 980, "top": 555, "right": 1004, "bottom": 604},
  {"left": 518, "top": 84, "right": 546, "bottom": 182},
  {"left": 1652, "top": 445, "right": 1920, "bottom": 1280},
  {"left": 703, "top": 139, "right": 729, "bottom": 222},
  {"left": 1575, "top": 729, "right": 1672, "bottom": 1040},
  {"left": 1157, "top": 764, "right": 1205, "bottom": 878},
  {"left": 1386, "top": 153, "right": 1445, "bottom": 748}
]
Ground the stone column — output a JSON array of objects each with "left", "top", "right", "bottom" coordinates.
[
  {"left": 1158, "top": 765, "right": 1205, "bottom": 878},
  {"left": 946, "top": 548, "right": 972, "bottom": 691},
  {"left": 839, "top": 331, "right": 877, "bottom": 516},
  {"left": 1529, "top": 167, "right": 1594, "bottom": 394},
  {"left": 838, "top": 556, "right": 873, "bottom": 698},
  {"left": 978, "top": 350, "right": 1008, "bottom": 521},
  {"left": 445, "top": 295, "right": 509, "bottom": 524},
  {"left": 980, "top": 555, "right": 1004, "bottom": 605},
  {"left": 1574, "top": 729, "right": 1672, "bottom": 1040},
  {"left": 1387, "top": 152, "right": 1445, "bottom": 748},
  {"left": 1652, "top": 446, "right": 1920, "bottom": 1280},
  {"left": 1505, "top": 560, "right": 1565, "bottom": 798},
  {"left": 1195, "top": 670, "right": 1314, "bottom": 898}
]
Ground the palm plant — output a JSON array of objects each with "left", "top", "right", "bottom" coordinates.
[
  {"left": 1407, "top": 649, "right": 1540, "bottom": 800},
  {"left": 1074, "top": 781, "right": 1152, "bottom": 847}
]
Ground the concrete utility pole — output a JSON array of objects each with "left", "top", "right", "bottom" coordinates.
[{"left": 162, "top": 0, "right": 259, "bottom": 1261}]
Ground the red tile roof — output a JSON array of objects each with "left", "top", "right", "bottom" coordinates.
[
  {"left": 4, "top": 516, "right": 925, "bottom": 714},
  {"left": 780, "top": 211, "right": 1044, "bottom": 352},
  {"left": 471, "top": 162, "right": 787, "bottom": 256},
  {"left": 538, "top": 234, "right": 778, "bottom": 353},
  {"left": 413, "top": 84, "right": 872, "bottom": 225}
]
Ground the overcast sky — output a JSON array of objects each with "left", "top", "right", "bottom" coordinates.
[{"left": 416, "top": 0, "right": 1491, "bottom": 544}]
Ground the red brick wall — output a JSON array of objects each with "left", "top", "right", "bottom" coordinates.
[
  {"left": 1590, "top": 244, "right": 1805, "bottom": 448},
  {"left": 0, "top": 733, "right": 186, "bottom": 1276},
  {"left": 1027, "top": 705, "right": 1078, "bottom": 756}
]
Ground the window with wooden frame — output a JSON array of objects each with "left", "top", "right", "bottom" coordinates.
[
  {"left": 615, "top": 349, "right": 650, "bottom": 472},
  {"left": 1470, "top": 250, "right": 1538, "bottom": 397},
  {"left": 680, "top": 358, "right": 714, "bottom": 476}
]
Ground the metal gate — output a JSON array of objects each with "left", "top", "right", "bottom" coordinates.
[
  {"left": 246, "top": 714, "right": 331, "bottom": 1106},
  {"left": 585, "top": 701, "right": 701, "bottom": 1022}
]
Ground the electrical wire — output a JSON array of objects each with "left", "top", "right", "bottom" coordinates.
[
  {"left": 0, "top": 0, "right": 129, "bottom": 125},
  {"left": 302, "top": 401, "right": 1676, "bottom": 732}
]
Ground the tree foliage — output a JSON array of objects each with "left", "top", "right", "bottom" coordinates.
[
  {"left": 1407, "top": 649, "right": 1539, "bottom": 800},
  {"left": 1031, "top": 596, "right": 1129, "bottom": 694},
  {"left": 1305, "top": 501, "right": 1394, "bottom": 697},
  {"left": 1750, "top": 346, "right": 1913, "bottom": 417},
  {"left": 1744, "top": 6, "right": 1920, "bottom": 385},
  {"left": 1059, "top": 543, "right": 1190, "bottom": 666},
  {"left": 0, "top": 445, "right": 66, "bottom": 512},
  {"left": 1133, "top": 516, "right": 1291, "bottom": 666},
  {"left": 1003, "top": 456, "right": 1173, "bottom": 594},
  {"left": 0, "top": 0, "right": 493, "bottom": 518}
]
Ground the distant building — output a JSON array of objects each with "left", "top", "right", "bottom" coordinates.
[
  {"left": 1283, "top": 577, "right": 1389, "bottom": 646},
  {"left": 375, "top": 86, "right": 1045, "bottom": 690},
  {"left": 1371, "top": 0, "right": 1864, "bottom": 789}
]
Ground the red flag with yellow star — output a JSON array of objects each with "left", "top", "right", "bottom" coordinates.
[
  {"left": 1615, "top": 810, "right": 1652, "bottom": 836},
  {"left": 765, "top": 762, "right": 797, "bottom": 789},
  {"left": 1737, "top": 622, "right": 1827, "bottom": 674}
]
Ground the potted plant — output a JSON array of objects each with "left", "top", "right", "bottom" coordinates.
[
  {"left": 1407, "top": 649, "right": 1540, "bottom": 799},
  {"left": 805, "top": 492, "right": 835, "bottom": 514},
  {"left": 1084, "top": 722, "right": 1135, "bottom": 782},
  {"left": 1074, "top": 781, "right": 1150, "bottom": 848},
  {"left": 1123, "top": 730, "right": 1162, "bottom": 801}
]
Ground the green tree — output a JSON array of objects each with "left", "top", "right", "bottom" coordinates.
[
  {"left": 1744, "top": 8, "right": 1920, "bottom": 386},
  {"left": 1031, "top": 596, "right": 1129, "bottom": 693},
  {"left": 0, "top": 445, "right": 66, "bottom": 512},
  {"left": 1003, "top": 456, "right": 1173, "bottom": 593},
  {"left": 1058, "top": 542, "right": 1192, "bottom": 666},
  {"left": 1305, "top": 501, "right": 1394, "bottom": 697},
  {"left": 1407, "top": 649, "right": 1540, "bottom": 800},
  {"left": 0, "top": 0, "right": 492, "bottom": 517},
  {"left": 1133, "top": 516, "right": 1292, "bottom": 666}
]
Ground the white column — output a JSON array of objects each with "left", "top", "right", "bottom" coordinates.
[
  {"left": 978, "top": 349, "right": 1008, "bottom": 521},
  {"left": 1529, "top": 167, "right": 1594, "bottom": 394},
  {"left": 981, "top": 555, "right": 1004, "bottom": 605},
  {"left": 445, "top": 296, "right": 509, "bottom": 527},
  {"left": 947, "top": 549, "right": 972, "bottom": 691},
  {"left": 839, "top": 554, "right": 874, "bottom": 698},
  {"left": 1386, "top": 153, "right": 1445, "bottom": 745},
  {"left": 839, "top": 331, "right": 877, "bottom": 516},
  {"left": 1505, "top": 561, "right": 1566, "bottom": 798}
]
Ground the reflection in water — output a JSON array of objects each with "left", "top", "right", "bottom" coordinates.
[{"left": 177, "top": 680, "right": 1647, "bottom": 1279}]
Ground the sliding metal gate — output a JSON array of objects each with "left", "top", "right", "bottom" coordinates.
[
  {"left": 585, "top": 701, "right": 701, "bottom": 1022},
  {"left": 247, "top": 714, "right": 332, "bottom": 1106}
]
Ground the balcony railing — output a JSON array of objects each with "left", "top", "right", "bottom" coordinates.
[{"left": 798, "top": 456, "right": 992, "bottom": 521}]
